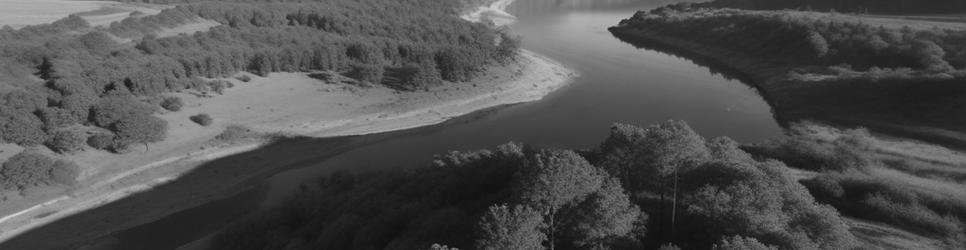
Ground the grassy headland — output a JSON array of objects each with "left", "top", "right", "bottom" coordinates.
[{"left": 609, "top": 4, "right": 966, "bottom": 149}]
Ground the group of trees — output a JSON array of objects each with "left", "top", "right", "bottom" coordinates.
[
  {"left": 613, "top": 5, "right": 966, "bottom": 76},
  {"left": 0, "top": 0, "right": 519, "bottom": 154},
  {"left": 702, "top": 0, "right": 966, "bottom": 14},
  {"left": 213, "top": 121, "right": 856, "bottom": 250},
  {"left": 1, "top": 151, "right": 79, "bottom": 192}
]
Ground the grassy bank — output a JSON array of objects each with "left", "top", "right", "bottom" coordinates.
[{"left": 608, "top": 6, "right": 966, "bottom": 150}]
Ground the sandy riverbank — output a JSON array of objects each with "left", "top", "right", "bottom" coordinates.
[{"left": 0, "top": 47, "right": 575, "bottom": 247}]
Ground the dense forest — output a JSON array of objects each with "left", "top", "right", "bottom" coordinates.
[
  {"left": 613, "top": 4, "right": 966, "bottom": 76},
  {"left": 212, "top": 121, "right": 861, "bottom": 250},
  {"left": 0, "top": 0, "right": 517, "bottom": 192},
  {"left": 701, "top": 0, "right": 966, "bottom": 14}
]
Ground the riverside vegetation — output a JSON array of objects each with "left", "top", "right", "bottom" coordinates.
[
  {"left": 0, "top": 0, "right": 517, "bottom": 196},
  {"left": 609, "top": 2, "right": 966, "bottom": 149}
]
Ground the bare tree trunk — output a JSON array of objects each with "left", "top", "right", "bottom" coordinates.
[
  {"left": 549, "top": 210, "right": 555, "bottom": 250},
  {"left": 144, "top": 142, "right": 149, "bottom": 152},
  {"left": 671, "top": 168, "right": 678, "bottom": 240}
]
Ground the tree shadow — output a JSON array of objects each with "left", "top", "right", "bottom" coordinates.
[{"left": 0, "top": 103, "right": 519, "bottom": 249}]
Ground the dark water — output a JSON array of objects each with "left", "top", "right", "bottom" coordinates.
[{"left": 42, "top": 0, "right": 785, "bottom": 249}]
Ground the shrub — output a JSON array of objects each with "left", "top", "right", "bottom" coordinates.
[
  {"left": 235, "top": 75, "right": 252, "bottom": 82},
  {"left": 46, "top": 129, "right": 87, "bottom": 153},
  {"left": 214, "top": 125, "right": 255, "bottom": 143},
  {"left": 208, "top": 80, "right": 229, "bottom": 95},
  {"left": 349, "top": 64, "right": 385, "bottom": 83},
  {"left": 160, "top": 96, "right": 184, "bottom": 111},
  {"left": 38, "top": 107, "right": 78, "bottom": 131},
  {"left": 87, "top": 133, "right": 116, "bottom": 150},
  {"left": 190, "top": 113, "right": 213, "bottom": 126},
  {"left": 50, "top": 160, "right": 80, "bottom": 185}
]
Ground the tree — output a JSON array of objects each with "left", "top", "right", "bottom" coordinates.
[
  {"left": 806, "top": 31, "right": 829, "bottom": 58},
  {"left": 38, "top": 107, "right": 78, "bottom": 131},
  {"left": 476, "top": 205, "right": 546, "bottom": 250},
  {"left": 46, "top": 129, "right": 86, "bottom": 153},
  {"left": 93, "top": 95, "right": 155, "bottom": 127},
  {"left": 712, "top": 236, "right": 777, "bottom": 250},
  {"left": 516, "top": 149, "right": 605, "bottom": 250},
  {"left": 560, "top": 177, "right": 645, "bottom": 249},
  {"left": 0, "top": 106, "right": 49, "bottom": 146},
  {"left": 114, "top": 114, "right": 167, "bottom": 151},
  {"left": 1, "top": 151, "right": 55, "bottom": 190},
  {"left": 637, "top": 121, "right": 710, "bottom": 238}
]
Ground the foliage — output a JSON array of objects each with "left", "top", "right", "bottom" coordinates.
[
  {"left": 46, "top": 129, "right": 86, "bottom": 154},
  {"left": 113, "top": 114, "right": 167, "bottom": 149},
  {"left": 613, "top": 6, "right": 966, "bottom": 75},
  {"left": 87, "top": 133, "right": 115, "bottom": 151},
  {"left": 476, "top": 205, "right": 546, "bottom": 250},
  {"left": 0, "top": 0, "right": 519, "bottom": 147},
  {"left": 212, "top": 122, "right": 854, "bottom": 250},
  {"left": 190, "top": 113, "right": 213, "bottom": 126},
  {"left": 802, "top": 172, "right": 966, "bottom": 248},
  {"left": 0, "top": 151, "right": 78, "bottom": 191},
  {"left": 0, "top": 106, "right": 48, "bottom": 146},
  {"left": 160, "top": 96, "right": 184, "bottom": 112},
  {"left": 704, "top": 0, "right": 966, "bottom": 14}
]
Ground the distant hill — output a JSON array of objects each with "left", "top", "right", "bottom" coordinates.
[{"left": 703, "top": 0, "right": 966, "bottom": 14}]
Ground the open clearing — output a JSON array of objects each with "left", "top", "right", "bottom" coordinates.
[{"left": 0, "top": 0, "right": 166, "bottom": 29}]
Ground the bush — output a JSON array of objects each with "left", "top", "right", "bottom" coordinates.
[
  {"left": 190, "top": 113, "right": 213, "bottom": 126},
  {"left": 50, "top": 160, "right": 80, "bottom": 185},
  {"left": 208, "top": 80, "right": 230, "bottom": 95},
  {"left": 214, "top": 125, "right": 256, "bottom": 143},
  {"left": 235, "top": 75, "right": 252, "bottom": 82},
  {"left": 349, "top": 64, "right": 385, "bottom": 83},
  {"left": 46, "top": 129, "right": 87, "bottom": 153},
  {"left": 87, "top": 133, "right": 116, "bottom": 150},
  {"left": 160, "top": 96, "right": 184, "bottom": 112}
]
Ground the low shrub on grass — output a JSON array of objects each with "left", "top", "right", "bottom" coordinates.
[
  {"left": 803, "top": 173, "right": 966, "bottom": 248},
  {"left": 0, "top": 151, "right": 80, "bottom": 191},
  {"left": 190, "top": 113, "right": 213, "bottom": 126},
  {"left": 214, "top": 125, "right": 256, "bottom": 143},
  {"left": 235, "top": 75, "right": 252, "bottom": 82},
  {"left": 160, "top": 96, "right": 184, "bottom": 111}
]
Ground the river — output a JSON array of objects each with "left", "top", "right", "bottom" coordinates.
[{"left": 5, "top": 0, "right": 785, "bottom": 249}]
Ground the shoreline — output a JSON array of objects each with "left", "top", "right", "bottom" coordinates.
[
  {"left": 0, "top": 49, "right": 576, "bottom": 248},
  {"left": 0, "top": 50, "right": 576, "bottom": 245},
  {"left": 608, "top": 25, "right": 966, "bottom": 151},
  {"left": 0, "top": 0, "right": 573, "bottom": 246}
]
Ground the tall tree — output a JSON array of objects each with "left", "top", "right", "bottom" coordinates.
[
  {"left": 476, "top": 205, "right": 546, "bottom": 250},
  {"left": 516, "top": 149, "right": 605, "bottom": 250}
]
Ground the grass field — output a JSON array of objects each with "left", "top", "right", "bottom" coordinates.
[{"left": 0, "top": 0, "right": 167, "bottom": 29}]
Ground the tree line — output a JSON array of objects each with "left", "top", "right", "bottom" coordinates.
[
  {"left": 613, "top": 5, "right": 966, "bottom": 77},
  {"left": 0, "top": 0, "right": 516, "bottom": 148},
  {"left": 212, "top": 121, "right": 856, "bottom": 250},
  {"left": 1, "top": 0, "right": 517, "bottom": 196},
  {"left": 702, "top": 0, "right": 966, "bottom": 14}
]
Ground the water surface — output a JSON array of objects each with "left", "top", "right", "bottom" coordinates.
[{"left": 19, "top": 1, "right": 785, "bottom": 248}]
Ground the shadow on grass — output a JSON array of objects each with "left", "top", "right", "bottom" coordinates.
[{"left": 0, "top": 103, "right": 518, "bottom": 250}]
